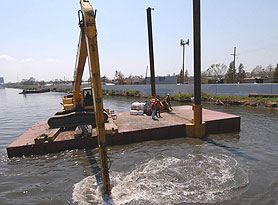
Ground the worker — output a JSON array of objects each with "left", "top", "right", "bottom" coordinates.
[
  {"left": 166, "top": 93, "right": 172, "bottom": 110},
  {"left": 155, "top": 97, "right": 162, "bottom": 118},
  {"left": 151, "top": 100, "right": 158, "bottom": 120}
]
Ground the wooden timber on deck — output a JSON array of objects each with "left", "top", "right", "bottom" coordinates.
[{"left": 7, "top": 105, "right": 240, "bottom": 158}]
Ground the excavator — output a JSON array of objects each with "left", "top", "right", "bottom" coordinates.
[{"left": 47, "top": 1, "right": 108, "bottom": 129}]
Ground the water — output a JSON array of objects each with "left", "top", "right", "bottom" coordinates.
[{"left": 0, "top": 88, "right": 278, "bottom": 204}]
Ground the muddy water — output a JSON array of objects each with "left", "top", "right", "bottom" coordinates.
[{"left": 0, "top": 88, "right": 277, "bottom": 204}]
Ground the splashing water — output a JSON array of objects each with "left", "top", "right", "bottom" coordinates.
[{"left": 72, "top": 154, "right": 248, "bottom": 204}]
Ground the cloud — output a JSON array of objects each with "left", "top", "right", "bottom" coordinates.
[
  {"left": 0, "top": 54, "right": 74, "bottom": 82},
  {"left": 20, "top": 58, "right": 35, "bottom": 63},
  {"left": 0, "top": 54, "right": 16, "bottom": 61}
]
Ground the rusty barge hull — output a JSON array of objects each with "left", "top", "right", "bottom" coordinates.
[{"left": 7, "top": 106, "right": 240, "bottom": 158}]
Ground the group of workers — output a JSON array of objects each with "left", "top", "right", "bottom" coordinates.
[{"left": 151, "top": 94, "right": 172, "bottom": 120}]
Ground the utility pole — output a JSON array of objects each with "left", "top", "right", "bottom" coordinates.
[
  {"left": 146, "top": 7, "right": 156, "bottom": 96},
  {"left": 230, "top": 47, "right": 238, "bottom": 83},
  {"left": 180, "top": 39, "right": 189, "bottom": 84}
]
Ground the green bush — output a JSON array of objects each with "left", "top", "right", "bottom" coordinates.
[
  {"left": 126, "top": 90, "right": 140, "bottom": 97},
  {"left": 109, "top": 89, "right": 115, "bottom": 95},
  {"left": 173, "top": 93, "right": 192, "bottom": 102}
]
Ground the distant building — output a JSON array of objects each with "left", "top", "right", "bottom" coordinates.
[
  {"left": 0, "top": 77, "right": 4, "bottom": 85},
  {"left": 124, "top": 78, "right": 143, "bottom": 85},
  {"left": 146, "top": 76, "right": 177, "bottom": 84}
]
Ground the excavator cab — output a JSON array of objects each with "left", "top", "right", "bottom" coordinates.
[
  {"left": 82, "top": 87, "right": 94, "bottom": 108},
  {"left": 62, "top": 87, "right": 94, "bottom": 111}
]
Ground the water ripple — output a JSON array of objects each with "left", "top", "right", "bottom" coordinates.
[{"left": 72, "top": 154, "right": 249, "bottom": 204}]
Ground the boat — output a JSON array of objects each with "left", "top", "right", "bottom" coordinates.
[{"left": 19, "top": 88, "right": 50, "bottom": 94}]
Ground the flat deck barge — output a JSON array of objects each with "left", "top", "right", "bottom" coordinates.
[{"left": 7, "top": 105, "right": 240, "bottom": 158}]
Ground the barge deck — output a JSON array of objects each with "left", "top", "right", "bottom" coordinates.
[{"left": 7, "top": 105, "right": 240, "bottom": 158}]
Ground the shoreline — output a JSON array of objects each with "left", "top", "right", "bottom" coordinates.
[
  {"left": 173, "top": 93, "right": 278, "bottom": 109},
  {"left": 102, "top": 90, "right": 278, "bottom": 109},
  {"left": 5, "top": 86, "right": 278, "bottom": 109}
]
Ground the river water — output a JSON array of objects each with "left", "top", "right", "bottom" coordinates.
[{"left": 0, "top": 88, "right": 277, "bottom": 205}]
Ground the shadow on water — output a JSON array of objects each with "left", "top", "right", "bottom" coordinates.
[
  {"left": 85, "top": 148, "right": 115, "bottom": 204},
  {"left": 203, "top": 137, "right": 259, "bottom": 162}
]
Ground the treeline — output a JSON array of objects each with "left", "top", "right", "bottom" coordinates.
[
  {"left": 15, "top": 63, "right": 278, "bottom": 86},
  {"left": 19, "top": 77, "right": 71, "bottom": 86},
  {"left": 201, "top": 62, "right": 278, "bottom": 83}
]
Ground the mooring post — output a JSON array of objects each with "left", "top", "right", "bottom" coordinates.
[
  {"left": 146, "top": 7, "right": 156, "bottom": 96},
  {"left": 186, "top": 0, "right": 206, "bottom": 137},
  {"left": 193, "top": 0, "right": 201, "bottom": 107}
]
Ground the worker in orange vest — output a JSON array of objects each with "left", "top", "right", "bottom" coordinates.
[{"left": 155, "top": 97, "right": 162, "bottom": 118}]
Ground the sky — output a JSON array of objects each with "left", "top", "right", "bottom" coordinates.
[{"left": 0, "top": 0, "right": 278, "bottom": 83}]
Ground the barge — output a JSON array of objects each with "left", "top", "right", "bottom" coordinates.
[{"left": 7, "top": 105, "right": 240, "bottom": 158}]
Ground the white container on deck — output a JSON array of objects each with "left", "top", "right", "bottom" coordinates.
[
  {"left": 131, "top": 102, "right": 145, "bottom": 111},
  {"left": 130, "top": 110, "right": 138, "bottom": 115}
]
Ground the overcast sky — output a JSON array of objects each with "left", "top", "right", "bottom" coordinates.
[{"left": 1, "top": 0, "right": 278, "bottom": 83}]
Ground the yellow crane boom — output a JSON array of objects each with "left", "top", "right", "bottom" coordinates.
[{"left": 78, "top": 0, "right": 111, "bottom": 195}]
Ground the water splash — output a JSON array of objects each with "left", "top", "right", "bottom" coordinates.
[{"left": 72, "top": 154, "right": 248, "bottom": 204}]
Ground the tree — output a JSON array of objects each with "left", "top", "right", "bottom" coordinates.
[
  {"left": 177, "top": 69, "right": 183, "bottom": 84},
  {"left": 115, "top": 70, "right": 125, "bottom": 85},
  {"left": 201, "top": 71, "right": 208, "bottom": 84},
  {"left": 225, "top": 61, "right": 234, "bottom": 83},
  {"left": 206, "top": 63, "right": 227, "bottom": 83},
  {"left": 251, "top": 65, "right": 265, "bottom": 78},
  {"left": 184, "top": 69, "right": 189, "bottom": 82},
  {"left": 127, "top": 74, "right": 133, "bottom": 85},
  {"left": 101, "top": 75, "right": 108, "bottom": 82},
  {"left": 38, "top": 80, "right": 46, "bottom": 86},
  {"left": 237, "top": 63, "right": 246, "bottom": 83},
  {"left": 265, "top": 64, "right": 274, "bottom": 78},
  {"left": 274, "top": 64, "right": 278, "bottom": 83},
  {"left": 20, "top": 77, "right": 36, "bottom": 85}
]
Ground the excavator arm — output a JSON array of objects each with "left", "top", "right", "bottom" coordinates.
[
  {"left": 78, "top": 0, "right": 111, "bottom": 195},
  {"left": 72, "top": 27, "right": 87, "bottom": 108},
  {"left": 48, "top": 0, "right": 111, "bottom": 195}
]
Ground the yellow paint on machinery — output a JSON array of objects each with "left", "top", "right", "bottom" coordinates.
[
  {"left": 50, "top": 0, "right": 111, "bottom": 195},
  {"left": 62, "top": 87, "right": 94, "bottom": 111},
  {"left": 79, "top": 0, "right": 111, "bottom": 195},
  {"left": 150, "top": 96, "right": 172, "bottom": 113},
  {"left": 186, "top": 104, "right": 206, "bottom": 137}
]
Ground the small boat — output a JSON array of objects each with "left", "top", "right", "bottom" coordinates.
[{"left": 19, "top": 88, "right": 50, "bottom": 94}]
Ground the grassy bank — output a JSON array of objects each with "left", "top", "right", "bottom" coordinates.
[
  {"left": 50, "top": 88, "right": 72, "bottom": 93},
  {"left": 102, "top": 89, "right": 144, "bottom": 97},
  {"left": 104, "top": 90, "right": 278, "bottom": 109},
  {"left": 173, "top": 93, "right": 278, "bottom": 108}
]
